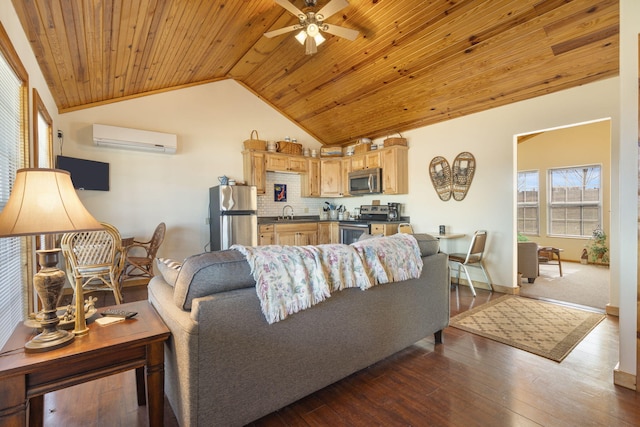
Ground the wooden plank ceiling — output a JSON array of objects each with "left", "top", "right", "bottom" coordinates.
[{"left": 11, "top": 0, "right": 619, "bottom": 146}]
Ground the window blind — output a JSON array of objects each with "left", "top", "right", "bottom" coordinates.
[{"left": 0, "top": 51, "right": 25, "bottom": 349}]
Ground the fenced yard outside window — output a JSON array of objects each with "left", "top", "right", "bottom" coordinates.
[
  {"left": 517, "top": 170, "right": 539, "bottom": 235},
  {"left": 548, "top": 165, "right": 601, "bottom": 237}
]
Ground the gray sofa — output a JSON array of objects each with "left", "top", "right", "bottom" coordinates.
[{"left": 148, "top": 235, "right": 450, "bottom": 427}]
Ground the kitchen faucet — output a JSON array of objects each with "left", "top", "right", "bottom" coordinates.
[{"left": 282, "top": 205, "right": 294, "bottom": 220}]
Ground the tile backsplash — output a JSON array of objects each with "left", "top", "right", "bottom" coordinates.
[{"left": 258, "top": 172, "right": 327, "bottom": 217}]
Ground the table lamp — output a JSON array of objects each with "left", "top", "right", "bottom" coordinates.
[{"left": 0, "top": 168, "right": 103, "bottom": 352}]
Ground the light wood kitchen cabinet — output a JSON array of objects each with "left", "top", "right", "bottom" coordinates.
[
  {"left": 350, "top": 150, "right": 381, "bottom": 171},
  {"left": 370, "top": 222, "right": 399, "bottom": 236},
  {"left": 320, "top": 158, "right": 342, "bottom": 197},
  {"left": 275, "top": 223, "right": 318, "bottom": 246},
  {"left": 381, "top": 146, "right": 409, "bottom": 194},
  {"left": 265, "top": 153, "right": 307, "bottom": 173},
  {"left": 242, "top": 151, "right": 266, "bottom": 194},
  {"left": 259, "top": 224, "right": 274, "bottom": 246},
  {"left": 317, "top": 221, "right": 339, "bottom": 244},
  {"left": 301, "top": 157, "right": 321, "bottom": 197},
  {"left": 340, "top": 157, "right": 352, "bottom": 197}
]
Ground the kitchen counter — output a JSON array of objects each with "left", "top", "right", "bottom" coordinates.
[{"left": 257, "top": 216, "right": 410, "bottom": 225}]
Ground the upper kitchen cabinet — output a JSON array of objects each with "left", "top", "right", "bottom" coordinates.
[
  {"left": 301, "top": 157, "right": 321, "bottom": 197},
  {"left": 351, "top": 151, "right": 382, "bottom": 171},
  {"left": 381, "top": 146, "right": 408, "bottom": 194},
  {"left": 265, "top": 153, "right": 307, "bottom": 173},
  {"left": 320, "top": 158, "right": 343, "bottom": 197},
  {"left": 243, "top": 151, "right": 266, "bottom": 194},
  {"left": 341, "top": 157, "right": 352, "bottom": 197}
]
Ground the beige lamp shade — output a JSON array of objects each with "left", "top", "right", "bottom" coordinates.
[{"left": 0, "top": 168, "right": 103, "bottom": 237}]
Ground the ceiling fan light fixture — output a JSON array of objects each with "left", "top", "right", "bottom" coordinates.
[
  {"left": 314, "top": 32, "right": 325, "bottom": 46},
  {"left": 306, "top": 23, "right": 320, "bottom": 37},
  {"left": 295, "top": 30, "right": 307, "bottom": 44}
]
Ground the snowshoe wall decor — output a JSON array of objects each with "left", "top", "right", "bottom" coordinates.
[
  {"left": 429, "top": 156, "right": 452, "bottom": 201},
  {"left": 429, "top": 152, "right": 476, "bottom": 201}
]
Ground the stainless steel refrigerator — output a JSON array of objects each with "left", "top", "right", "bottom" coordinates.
[{"left": 209, "top": 185, "right": 257, "bottom": 251}]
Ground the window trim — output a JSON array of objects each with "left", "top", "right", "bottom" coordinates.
[{"left": 33, "top": 88, "right": 53, "bottom": 168}]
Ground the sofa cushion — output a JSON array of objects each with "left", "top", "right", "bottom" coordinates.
[
  {"left": 156, "top": 257, "right": 183, "bottom": 287},
  {"left": 413, "top": 234, "right": 440, "bottom": 256},
  {"left": 173, "top": 249, "right": 255, "bottom": 310}
]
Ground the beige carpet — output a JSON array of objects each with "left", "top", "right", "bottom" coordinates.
[
  {"left": 519, "top": 262, "right": 609, "bottom": 310},
  {"left": 450, "top": 295, "right": 605, "bottom": 362}
]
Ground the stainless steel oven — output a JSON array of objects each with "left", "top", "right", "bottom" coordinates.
[{"left": 339, "top": 222, "right": 370, "bottom": 244}]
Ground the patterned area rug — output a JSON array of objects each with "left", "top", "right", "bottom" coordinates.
[{"left": 450, "top": 295, "right": 605, "bottom": 362}]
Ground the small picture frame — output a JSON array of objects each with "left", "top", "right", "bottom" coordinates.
[{"left": 274, "top": 184, "right": 287, "bottom": 202}]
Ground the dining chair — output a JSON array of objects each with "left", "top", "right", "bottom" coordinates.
[
  {"left": 448, "top": 230, "right": 492, "bottom": 297},
  {"left": 61, "top": 222, "right": 126, "bottom": 305},
  {"left": 121, "top": 222, "right": 166, "bottom": 285}
]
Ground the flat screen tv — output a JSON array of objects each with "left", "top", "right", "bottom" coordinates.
[{"left": 56, "top": 155, "right": 110, "bottom": 191}]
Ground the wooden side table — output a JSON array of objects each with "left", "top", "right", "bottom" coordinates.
[
  {"left": 538, "top": 246, "right": 564, "bottom": 277},
  {"left": 0, "top": 300, "right": 170, "bottom": 426}
]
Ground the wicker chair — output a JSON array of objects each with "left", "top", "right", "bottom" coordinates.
[
  {"left": 121, "top": 222, "right": 166, "bottom": 285},
  {"left": 61, "top": 222, "right": 126, "bottom": 305}
]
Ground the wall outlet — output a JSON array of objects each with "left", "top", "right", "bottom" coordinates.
[
  {"left": 304, "top": 207, "right": 309, "bottom": 213},
  {"left": 205, "top": 217, "right": 210, "bottom": 224}
]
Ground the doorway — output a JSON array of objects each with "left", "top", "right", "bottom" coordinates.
[{"left": 516, "top": 120, "right": 611, "bottom": 311}]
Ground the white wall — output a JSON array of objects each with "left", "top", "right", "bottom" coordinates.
[
  {"left": 367, "top": 78, "right": 619, "bottom": 292},
  {"left": 55, "top": 80, "right": 323, "bottom": 260},
  {"left": 57, "top": 76, "right": 620, "bottom": 290}
]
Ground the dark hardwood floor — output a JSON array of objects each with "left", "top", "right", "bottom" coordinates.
[{"left": 43, "top": 285, "right": 640, "bottom": 426}]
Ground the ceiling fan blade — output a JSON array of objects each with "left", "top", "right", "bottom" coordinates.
[
  {"left": 316, "top": 0, "right": 349, "bottom": 21},
  {"left": 274, "top": 0, "right": 306, "bottom": 20},
  {"left": 322, "top": 23, "right": 359, "bottom": 41},
  {"left": 264, "top": 25, "right": 300, "bottom": 38}
]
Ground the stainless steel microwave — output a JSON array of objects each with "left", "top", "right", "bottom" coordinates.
[{"left": 348, "top": 168, "right": 382, "bottom": 195}]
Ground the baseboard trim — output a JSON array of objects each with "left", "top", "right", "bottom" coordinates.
[
  {"left": 613, "top": 363, "right": 636, "bottom": 390},
  {"left": 605, "top": 304, "right": 619, "bottom": 317}
]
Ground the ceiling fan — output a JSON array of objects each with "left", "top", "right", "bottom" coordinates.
[{"left": 264, "top": 0, "right": 359, "bottom": 55}]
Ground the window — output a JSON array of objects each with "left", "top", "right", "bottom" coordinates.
[
  {"left": 0, "top": 23, "right": 29, "bottom": 349},
  {"left": 548, "top": 165, "right": 601, "bottom": 237},
  {"left": 517, "top": 170, "right": 539, "bottom": 235},
  {"left": 33, "top": 88, "right": 53, "bottom": 168}
]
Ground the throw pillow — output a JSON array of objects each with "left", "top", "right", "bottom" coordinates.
[
  {"left": 156, "top": 257, "right": 182, "bottom": 287},
  {"left": 173, "top": 250, "right": 255, "bottom": 310}
]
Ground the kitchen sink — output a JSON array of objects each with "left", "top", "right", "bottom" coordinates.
[{"left": 274, "top": 217, "right": 314, "bottom": 222}]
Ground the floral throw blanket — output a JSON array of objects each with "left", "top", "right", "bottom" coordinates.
[
  {"left": 232, "top": 234, "right": 423, "bottom": 324},
  {"left": 232, "top": 244, "right": 370, "bottom": 324},
  {"left": 351, "top": 233, "right": 424, "bottom": 285}
]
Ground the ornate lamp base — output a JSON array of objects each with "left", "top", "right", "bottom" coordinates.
[
  {"left": 25, "top": 327, "right": 74, "bottom": 352},
  {"left": 26, "top": 249, "right": 75, "bottom": 353}
]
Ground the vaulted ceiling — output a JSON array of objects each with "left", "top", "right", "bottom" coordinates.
[{"left": 11, "top": 0, "right": 619, "bottom": 146}]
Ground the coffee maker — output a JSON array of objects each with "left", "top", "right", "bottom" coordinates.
[{"left": 387, "top": 203, "right": 400, "bottom": 221}]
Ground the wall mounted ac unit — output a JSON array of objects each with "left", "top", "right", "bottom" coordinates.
[{"left": 93, "top": 124, "right": 177, "bottom": 154}]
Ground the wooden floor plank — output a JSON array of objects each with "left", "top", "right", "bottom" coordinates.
[{"left": 39, "top": 286, "right": 640, "bottom": 427}]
